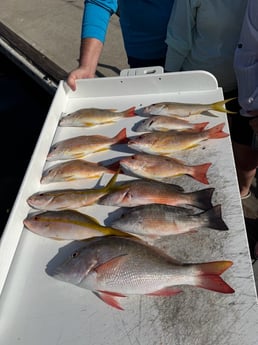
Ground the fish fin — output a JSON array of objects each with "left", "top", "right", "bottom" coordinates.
[
  {"left": 195, "top": 261, "right": 234, "bottom": 293},
  {"left": 124, "top": 106, "right": 136, "bottom": 117},
  {"left": 94, "top": 255, "right": 129, "bottom": 274},
  {"left": 103, "top": 171, "right": 120, "bottom": 192},
  {"left": 211, "top": 97, "right": 237, "bottom": 114},
  {"left": 188, "top": 187, "right": 214, "bottom": 210},
  {"left": 207, "top": 123, "right": 229, "bottom": 139},
  {"left": 191, "top": 162, "right": 212, "bottom": 184},
  {"left": 147, "top": 287, "right": 182, "bottom": 296},
  {"left": 113, "top": 128, "right": 128, "bottom": 144},
  {"left": 201, "top": 204, "right": 229, "bottom": 230},
  {"left": 193, "top": 122, "right": 209, "bottom": 132},
  {"left": 93, "top": 291, "right": 124, "bottom": 310}
]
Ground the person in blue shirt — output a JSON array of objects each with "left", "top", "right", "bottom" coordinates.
[
  {"left": 67, "top": 0, "right": 174, "bottom": 91},
  {"left": 164, "top": 0, "right": 247, "bottom": 105},
  {"left": 231, "top": 0, "right": 258, "bottom": 200}
]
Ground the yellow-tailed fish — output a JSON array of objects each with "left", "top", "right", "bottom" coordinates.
[
  {"left": 59, "top": 106, "right": 136, "bottom": 127},
  {"left": 47, "top": 128, "right": 127, "bottom": 161},
  {"left": 23, "top": 209, "right": 130, "bottom": 240},
  {"left": 133, "top": 115, "right": 209, "bottom": 132},
  {"left": 128, "top": 123, "right": 229, "bottom": 155},
  {"left": 27, "top": 172, "right": 118, "bottom": 211},
  {"left": 138, "top": 98, "right": 236, "bottom": 117},
  {"left": 51, "top": 236, "right": 234, "bottom": 310},
  {"left": 41, "top": 159, "right": 117, "bottom": 184},
  {"left": 119, "top": 153, "right": 211, "bottom": 184},
  {"left": 98, "top": 178, "right": 214, "bottom": 210},
  {"left": 111, "top": 204, "right": 228, "bottom": 240}
]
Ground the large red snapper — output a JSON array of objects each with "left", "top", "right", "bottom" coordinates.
[
  {"left": 128, "top": 123, "right": 229, "bottom": 155},
  {"left": 119, "top": 153, "right": 212, "bottom": 184},
  {"left": 51, "top": 236, "right": 234, "bottom": 310}
]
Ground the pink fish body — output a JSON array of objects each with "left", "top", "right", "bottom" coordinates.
[{"left": 119, "top": 153, "right": 211, "bottom": 184}]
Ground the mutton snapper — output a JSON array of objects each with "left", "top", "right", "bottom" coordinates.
[
  {"left": 119, "top": 153, "right": 212, "bottom": 185},
  {"left": 110, "top": 204, "right": 228, "bottom": 240},
  {"left": 98, "top": 178, "right": 214, "bottom": 210},
  {"left": 51, "top": 236, "right": 234, "bottom": 310},
  {"left": 138, "top": 98, "right": 236, "bottom": 117},
  {"left": 128, "top": 123, "right": 229, "bottom": 155},
  {"left": 24, "top": 209, "right": 129, "bottom": 240},
  {"left": 59, "top": 106, "right": 136, "bottom": 127},
  {"left": 47, "top": 128, "right": 127, "bottom": 161},
  {"left": 27, "top": 173, "right": 118, "bottom": 211}
]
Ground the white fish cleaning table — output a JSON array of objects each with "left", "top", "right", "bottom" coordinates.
[{"left": 0, "top": 70, "right": 258, "bottom": 345}]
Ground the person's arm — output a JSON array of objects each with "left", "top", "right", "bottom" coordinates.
[
  {"left": 165, "top": 0, "right": 196, "bottom": 72},
  {"left": 67, "top": 0, "right": 117, "bottom": 91}
]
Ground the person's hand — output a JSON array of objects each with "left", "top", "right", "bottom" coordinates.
[
  {"left": 250, "top": 116, "right": 258, "bottom": 134},
  {"left": 66, "top": 66, "right": 95, "bottom": 91}
]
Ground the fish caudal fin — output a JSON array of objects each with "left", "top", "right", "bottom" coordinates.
[
  {"left": 207, "top": 123, "right": 229, "bottom": 139},
  {"left": 211, "top": 98, "right": 237, "bottom": 114},
  {"left": 124, "top": 106, "right": 136, "bottom": 117},
  {"left": 193, "top": 122, "right": 209, "bottom": 132},
  {"left": 191, "top": 162, "right": 212, "bottom": 184},
  {"left": 113, "top": 128, "right": 128, "bottom": 144},
  {"left": 195, "top": 261, "right": 234, "bottom": 294},
  {"left": 201, "top": 204, "right": 229, "bottom": 230},
  {"left": 190, "top": 188, "right": 214, "bottom": 210}
]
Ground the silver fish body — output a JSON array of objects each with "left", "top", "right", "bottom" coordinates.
[
  {"left": 134, "top": 115, "right": 208, "bottom": 132},
  {"left": 52, "top": 236, "right": 234, "bottom": 310},
  {"left": 110, "top": 204, "right": 228, "bottom": 238}
]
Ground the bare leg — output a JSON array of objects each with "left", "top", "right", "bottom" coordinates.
[{"left": 232, "top": 141, "right": 258, "bottom": 197}]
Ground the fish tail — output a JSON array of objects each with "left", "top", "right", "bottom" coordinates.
[
  {"left": 193, "top": 122, "right": 209, "bottom": 132},
  {"left": 191, "top": 162, "right": 212, "bottom": 184},
  {"left": 124, "top": 106, "right": 136, "bottom": 117},
  {"left": 113, "top": 128, "right": 128, "bottom": 144},
  {"left": 211, "top": 98, "right": 237, "bottom": 114},
  {"left": 194, "top": 261, "right": 234, "bottom": 294},
  {"left": 190, "top": 187, "right": 214, "bottom": 210},
  {"left": 201, "top": 204, "right": 229, "bottom": 230},
  {"left": 207, "top": 123, "right": 229, "bottom": 139}
]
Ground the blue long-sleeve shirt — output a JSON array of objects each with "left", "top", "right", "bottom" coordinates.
[
  {"left": 82, "top": 0, "right": 174, "bottom": 60},
  {"left": 234, "top": 0, "right": 258, "bottom": 115}
]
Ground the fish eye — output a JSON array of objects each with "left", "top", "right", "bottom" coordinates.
[
  {"left": 131, "top": 156, "right": 135, "bottom": 160},
  {"left": 71, "top": 251, "right": 79, "bottom": 258}
]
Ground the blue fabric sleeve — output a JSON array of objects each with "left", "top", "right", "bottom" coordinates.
[{"left": 81, "top": 0, "right": 118, "bottom": 42}]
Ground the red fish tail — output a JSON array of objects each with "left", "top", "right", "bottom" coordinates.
[
  {"left": 195, "top": 261, "right": 234, "bottom": 294},
  {"left": 207, "top": 123, "right": 229, "bottom": 139},
  {"left": 124, "top": 106, "right": 136, "bottom": 117},
  {"left": 113, "top": 128, "right": 128, "bottom": 144},
  {"left": 191, "top": 162, "right": 212, "bottom": 184},
  {"left": 193, "top": 122, "right": 209, "bottom": 132}
]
